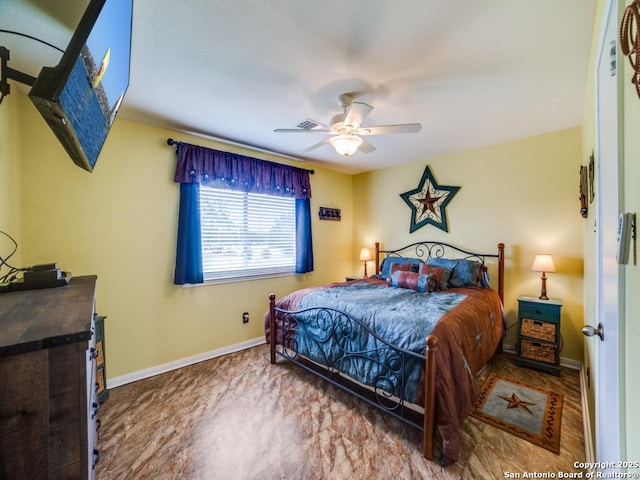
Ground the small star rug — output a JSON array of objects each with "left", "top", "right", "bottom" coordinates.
[{"left": 470, "top": 373, "right": 563, "bottom": 454}]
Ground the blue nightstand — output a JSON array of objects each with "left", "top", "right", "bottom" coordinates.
[{"left": 514, "top": 295, "right": 562, "bottom": 376}]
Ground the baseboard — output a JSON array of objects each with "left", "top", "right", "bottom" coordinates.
[
  {"left": 107, "top": 336, "right": 266, "bottom": 389},
  {"left": 580, "top": 365, "right": 595, "bottom": 462}
]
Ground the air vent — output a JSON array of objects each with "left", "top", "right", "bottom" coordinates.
[{"left": 296, "top": 119, "right": 321, "bottom": 130}]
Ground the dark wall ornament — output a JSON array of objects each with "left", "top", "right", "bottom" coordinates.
[
  {"left": 588, "top": 151, "right": 595, "bottom": 204},
  {"left": 620, "top": 0, "right": 640, "bottom": 99},
  {"left": 580, "top": 165, "right": 589, "bottom": 218},
  {"left": 399, "top": 165, "right": 460, "bottom": 233}
]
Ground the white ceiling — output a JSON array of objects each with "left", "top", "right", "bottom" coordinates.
[{"left": 1, "top": 0, "right": 597, "bottom": 174}]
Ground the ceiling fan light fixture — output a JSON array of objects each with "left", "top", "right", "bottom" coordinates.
[{"left": 330, "top": 134, "right": 362, "bottom": 156}]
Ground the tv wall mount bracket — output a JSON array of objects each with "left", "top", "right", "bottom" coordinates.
[{"left": 0, "top": 47, "right": 36, "bottom": 102}]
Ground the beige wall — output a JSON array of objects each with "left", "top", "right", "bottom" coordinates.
[
  {"left": 353, "top": 128, "right": 585, "bottom": 362},
  {"left": 16, "top": 93, "right": 354, "bottom": 378},
  {"left": 0, "top": 89, "right": 23, "bottom": 268},
  {"left": 11, "top": 84, "right": 586, "bottom": 379}
]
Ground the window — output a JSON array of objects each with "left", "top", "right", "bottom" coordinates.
[
  {"left": 200, "top": 186, "right": 296, "bottom": 281},
  {"left": 172, "top": 142, "right": 313, "bottom": 286}
]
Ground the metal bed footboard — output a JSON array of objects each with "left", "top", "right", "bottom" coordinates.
[{"left": 268, "top": 294, "right": 438, "bottom": 459}]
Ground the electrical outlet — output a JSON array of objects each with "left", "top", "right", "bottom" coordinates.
[{"left": 242, "top": 312, "right": 250, "bottom": 324}]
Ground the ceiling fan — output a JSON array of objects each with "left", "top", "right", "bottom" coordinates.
[{"left": 274, "top": 93, "right": 422, "bottom": 157}]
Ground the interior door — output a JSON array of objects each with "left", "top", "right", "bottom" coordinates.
[{"left": 592, "top": 0, "right": 624, "bottom": 467}]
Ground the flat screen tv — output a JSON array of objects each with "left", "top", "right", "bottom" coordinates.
[{"left": 29, "top": 0, "right": 133, "bottom": 172}]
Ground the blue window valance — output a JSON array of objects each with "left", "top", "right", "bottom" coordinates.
[{"left": 173, "top": 141, "right": 312, "bottom": 199}]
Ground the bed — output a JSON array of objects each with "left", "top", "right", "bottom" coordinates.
[{"left": 265, "top": 241, "right": 505, "bottom": 465}]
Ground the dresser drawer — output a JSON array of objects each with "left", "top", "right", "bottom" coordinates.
[
  {"left": 520, "top": 318, "right": 556, "bottom": 342},
  {"left": 518, "top": 302, "right": 560, "bottom": 323},
  {"left": 520, "top": 339, "right": 557, "bottom": 364}
]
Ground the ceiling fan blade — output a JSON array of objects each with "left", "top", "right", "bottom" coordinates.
[
  {"left": 344, "top": 101, "right": 373, "bottom": 129},
  {"left": 274, "top": 128, "right": 334, "bottom": 134},
  {"left": 358, "top": 123, "right": 422, "bottom": 135},
  {"left": 359, "top": 138, "right": 376, "bottom": 153},
  {"left": 303, "top": 137, "right": 332, "bottom": 152}
]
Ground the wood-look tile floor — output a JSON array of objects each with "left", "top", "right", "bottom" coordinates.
[{"left": 96, "top": 344, "right": 585, "bottom": 479}]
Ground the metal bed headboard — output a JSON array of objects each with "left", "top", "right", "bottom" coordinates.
[{"left": 374, "top": 241, "right": 505, "bottom": 302}]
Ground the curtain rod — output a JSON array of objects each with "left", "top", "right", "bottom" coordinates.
[{"left": 165, "top": 137, "right": 315, "bottom": 174}]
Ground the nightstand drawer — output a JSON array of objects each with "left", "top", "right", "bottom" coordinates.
[
  {"left": 518, "top": 302, "right": 560, "bottom": 322},
  {"left": 520, "top": 339, "right": 556, "bottom": 364},
  {"left": 520, "top": 318, "right": 556, "bottom": 342}
]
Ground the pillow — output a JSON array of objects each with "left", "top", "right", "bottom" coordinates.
[
  {"left": 388, "top": 271, "right": 437, "bottom": 293},
  {"left": 390, "top": 263, "right": 416, "bottom": 275},
  {"left": 426, "top": 258, "right": 483, "bottom": 288},
  {"left": 379, "top": 257, "right": 422, "bottom": 278},
  {"left": 418, "top": 264, "right": 451, "bottom": 290}
]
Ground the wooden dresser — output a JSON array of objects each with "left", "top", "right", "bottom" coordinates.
[{"left": 0, "top": 275, "right": 100, "bottom": 480}]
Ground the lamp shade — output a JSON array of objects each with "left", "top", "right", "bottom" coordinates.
[
  {"left": 531, "top": 254, "right": 556, "bottom": 273},
  {"left": 330, "top": 134, "right": 362, "bottom": 156},
  {"left": 359, "top": 247, "right": 372, "bottom": 261}
]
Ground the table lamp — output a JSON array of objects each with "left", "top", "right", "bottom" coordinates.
[
  {"left": 531, "top": 254, "right": 555, "bottom": 300},
  {"left": 359, "top": 247, "right": 372, "bottom": 277}
]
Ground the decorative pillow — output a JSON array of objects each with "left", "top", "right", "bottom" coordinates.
[
  {"left": 390, "top": 263, "right": 416, "bottom": 275},
  {"left": 379, "top": 257, "right": 422, "bottom": 278},
  {"left": 418, "top": 264, "right": 451, "bottom": 291},
  {"left": 388, "top": 271, "right": 437, "bottom": 293},
  {"left": 426, "top": 258, "right": 483, "bottom": 288}
]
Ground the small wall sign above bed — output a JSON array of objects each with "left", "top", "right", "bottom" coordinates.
[{"left": 400, "top": 165, "right": 460, "bottom": 233}]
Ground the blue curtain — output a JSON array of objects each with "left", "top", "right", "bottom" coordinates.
[
  {"left": 295, "top": 198, "right": 313, "bottom": 273},
  {"left": 173, "top": 141, "right": 314, "bottom": 284},
  {"left": 174, "top": 183, "right": 204, "bottom": 285}
]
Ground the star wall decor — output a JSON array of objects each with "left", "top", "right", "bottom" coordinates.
[{"left": 399, "top": 165, "right": 460, "bottom": 233}]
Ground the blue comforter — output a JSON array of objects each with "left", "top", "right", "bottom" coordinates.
[{"left": 295, "top": 282, "right": 467, "bottom": 403}]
